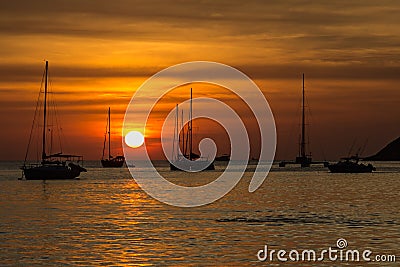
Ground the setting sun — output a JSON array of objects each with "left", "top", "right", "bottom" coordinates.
[{"left": 125, "top": 131, "right": 145, "bottom": 148}]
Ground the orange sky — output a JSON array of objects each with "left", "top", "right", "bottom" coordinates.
[{"left": 0, "top": 1, "right": 399, "bottom": 160}]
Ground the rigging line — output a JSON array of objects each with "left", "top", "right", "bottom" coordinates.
[
  {"left": 108, "top": 107, "right": 111, "bottom": 159},
  {"left": 305, "top": 96, "right": 312, "bottom": 154},
  {"left": 36, "top": 97, "right": 43, "bottom": 162},
  {"left": 48, "top": 82, "right": 54, "bottom": 156},
  {"left": 60, "top": 123, "right": 69, "bottom": 155},
  {"left": 189, "top": 88, "right": 193, "bottom": 160},
  {"left": 23, "top": 67, "right": 46, "bottom": 165},
  {"left": 185, "top": 112, "right": 189, "bottom": 157},
  {"left": 102, "top": 110, "right": 108, "bottom": 159},
  {"left": 294, "top": 79, "right": 304, "bottom": 158},
  {"left": 49, "top": 76, "right": 63, "bottom": 153},
  {"left": 175, "top": 105, "right": 179, "bottom": 160},
  {"left": 172, "top": 105, "right": 177, "bottom": 161},
  {"left": 181, "top": 109, "right": 184, "bottom": 157},
  {"left": 48, "top": 76, "right": 61, "bottom": 153},
  {"left": 281, "top": 84, "right": 301, "bottom": 160},
  {"left": 48, "top": 74, "right": 70, "bottom": 153},
  {"left": 50, "top": 76, "right": 69, "bottom": 153},
  {"left": 348, "top": 138, "right": 357, "bottom": 158},
  {"left": 293, "top": 94, "right": 303, "bottom": 157},
  {"left": 102, "top": 132, "right": 107, "bottom": 159},
  {"left": 359, "top": 138, "right": 369, "bottom": 156},
  {"left": 281, "top": 93, "right": 302, "bottom": 160},
  {"left": 54, "top": 101, "right": 63, "bottom": 153},
  {"left": 306, "top": 92, "right": 327, "bottom": 160}
]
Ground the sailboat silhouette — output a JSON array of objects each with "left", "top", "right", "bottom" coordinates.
[
  {"left": 279, "top": 74, "right": 328, "bottom": 167},
  {"left": 170, "top": 88, "right": 215, "bottom": 171},
  {"left": 21, "top": 61, "right": 86, "bottom": 180},
  {"left": 101, "top": 107, "right": 125, "bottom": 168}
]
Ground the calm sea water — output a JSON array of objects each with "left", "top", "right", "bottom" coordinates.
[{"left": 0, "top": 161, "right": 399, "bottom": 266}]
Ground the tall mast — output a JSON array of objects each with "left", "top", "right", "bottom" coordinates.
[
  {"left": 300, "top": 73, "right": 306, "bottom": 158},
  {"left": 185, "top": 117, "right": 189, "bottom": 157},
  {"left": 42, "top": 61, "right": 48, "bottom": 162},
  {"left": 175, "top": 104, "right": 179, "bottom": 160},
  {"left": 108, "top": 107, "right": 111, "bottom": 160},
  {"left": 189, "top": 88, "right": 193, "bottom": 160},
  {"left": 181, "top": 109, "right": 185, "bottom": 157}
]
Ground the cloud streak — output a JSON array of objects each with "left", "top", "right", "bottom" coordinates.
[{"left": 0, "top": 63, "right": 399, "bottom": 83}]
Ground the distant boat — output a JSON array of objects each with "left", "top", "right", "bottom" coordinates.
[
  {"left": 279, "top": 74, "right": 328, "bottom": 167},
  {"left": 101, "top": 107, "right": 125, "bottom": 168},
  {"left": 170, "top": 88, "right": 215, "bottom": 171},
  {"left": 21, "top": 61, "right": 86, "bottom": 180},
  {"left": 328, "top": 155, "right": 375, "bottom": 173}
]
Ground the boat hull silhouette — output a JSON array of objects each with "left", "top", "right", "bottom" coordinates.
[
  {"left": 101, "top": 157, "right": 124, "bottom": 168},
  {"left": 328, "top": 162, "right": 375, "bottom": 173},
  {"left": 22, "top": 163, "right": 86, "bottom": 180}
]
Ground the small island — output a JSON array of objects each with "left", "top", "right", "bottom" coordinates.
[{"left": 365, "top": 136, "right": 400, "bottom": 161}]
